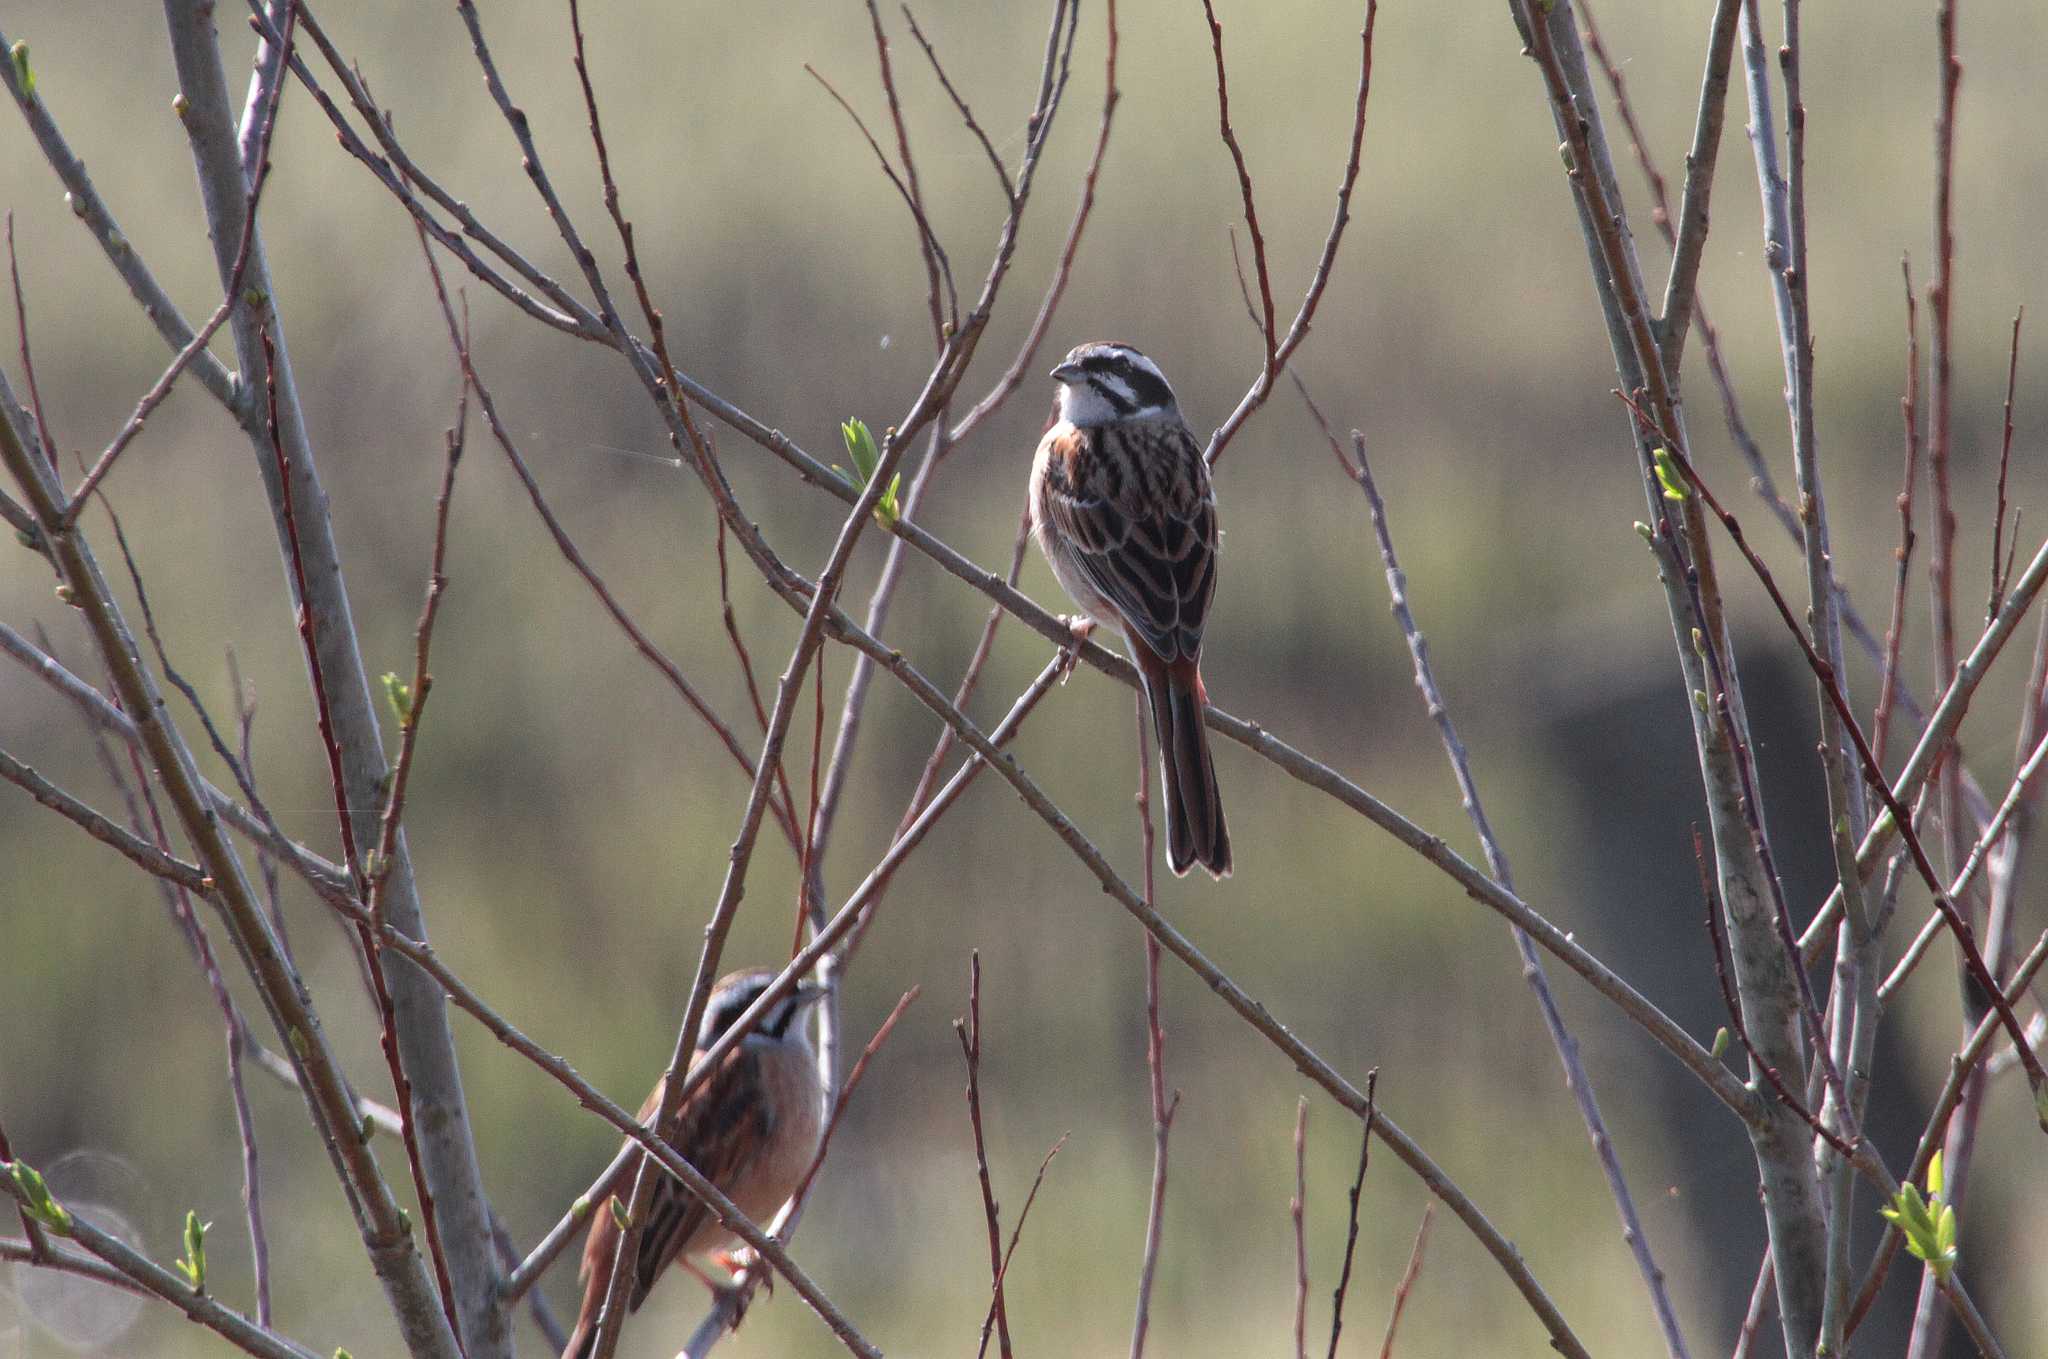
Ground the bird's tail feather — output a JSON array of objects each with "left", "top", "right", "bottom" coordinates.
[{"left": 1141, "top": 658, "right": 1230, "bottom": 879}]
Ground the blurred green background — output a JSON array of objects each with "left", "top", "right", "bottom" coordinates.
[{"left": 3, "top": 0, "right": 2045, "bottom": 1355}]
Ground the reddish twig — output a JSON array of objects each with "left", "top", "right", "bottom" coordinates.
[
  {"left": 784, "top": 988, "right": 920, "bottom": 1213},
  {"left": 260, "top": 325, "right": 463, "bottom": 1350},
  {"left": 1876, "top": 258, "right": 1924, "bottom": 766},
  {"left": 412, "top": 222, "right": 797, "bottom": 851},
  {"left": 803, "top": 61, "right": 954, "bottom": 325},
  {"left": 63, "top": 0, "right": 294, "bottom": 521},
  {"left": 365, "top": 302, "right": 468, "bottom": 941},
  {"left": 1915, "top": 20, "right": 1974, "bottom": 1351},
  {"left": 840, "top": 515, "right": 1036, "bottom": 967},
  {"left": 123, "top": 741, "right": 274, "bottom": 1326},
  {"left": 714, "top": 515, "right": 803, "bottom": 845},
  {"left": 1849, "top": 925, "right": 2048, "bottom": 1339},
  {"left": 1988, "top": 308, "right": 2023, "bottom": 618},
  {"left": 976, "top": 1134, "right": 1067, "bottom": 1359},
  {"left": 1376, "top": 1203, "right": 1434, "bottom": 1359},
  {"left": 1291, "top": 1098, "right": 1310, "bottom": 1359},
  {"left": 957, "top": 952, "right": 1015, "bottom": 1359},
  {"left": 1129, "top": 700, "right": 1178, "bottom": 1359},
  {"left": 948, "top": 0, "right": 1119, "bottom": 446},
  {"left": 1324, "top": 1068, "right": 1376, "bottom": 1359},
  {"left": 900, "top": 5, "right": 1016, "bottom": 204},
  {"left": 862, "top": 0, "right": 954, "bottom": 336},
  {"left": 1640, "top": 415, "right": 2048, "bottom": 1096},
  {"left": 1199, "top": 0, "right": 1275, "bottom": 370},
  {"left": 1203, "top": 2, "right": 1378, "bottom": 468}
]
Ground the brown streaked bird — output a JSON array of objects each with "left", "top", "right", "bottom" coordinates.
[
  {"left": 1030, "top": 341, "right": 1231, "bottom": 878},
  {"left": 562, "top": 971, "right": 826, "bottom": 1359}
]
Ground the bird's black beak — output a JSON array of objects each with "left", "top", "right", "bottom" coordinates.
[{"left": 1049, "top": 361, "right": 1083, "bottom": 383}]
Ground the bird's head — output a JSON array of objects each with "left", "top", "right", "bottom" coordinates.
[
  {"left": 700, "top": 969, "right": 828, "bottom": 1049},
  {"left": 1049, "top": 341, "right": 1180, "bottom": 426}
]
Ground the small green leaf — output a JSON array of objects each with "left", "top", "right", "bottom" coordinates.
[
  {"left": 609, "top": 1198, "right": 631, "bottom": 1231},
  {"left": 874, "top": 470, "right": 903, "bottom": 528},
  {"left": 9, "top": 41, "right": 35, "bottom": 99},
  {"left": 380, "top": 671, "right": 413, "bottom": 722},
  {"left": 336, "top": 1350, "right": 354, "bottom": 1359},
  {"left": 840, "top": 418, "right": 881, "bottom": 485},
  {"left": 10, "top": 1161, "right": 71, "bottom": 1235},
  {"left": 1633, "top": 521, "right": 1654, "bottom": 543},
  {"left": 1925, "top": 1149, "right": 1944, "bottom": 1200},
  {"left": 176, "top": 1210, "right": 210, "bottom": 1292},
  {"left": 1652, "top": 447, "right": 1690, "bottom": 502},
  {"left": 288, "top": 1026, "right": 310, "bottom": 1059},
  {"left": 571, "top": 1193, "right": 592, "bottom": 1220},
  {"left": 1692, "top": 689, "right": 1710, "bottom": 714},
  {"left": 1711, "top": 1027, "right": 1729, "bottom": 1059}
]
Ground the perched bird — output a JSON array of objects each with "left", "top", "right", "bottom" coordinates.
[
  {"left": 1030, "top": 341, "right": 1231, "bottom": 878},
  {"left": 562, "top": 971, "right": 827, "bottom": 1359}
]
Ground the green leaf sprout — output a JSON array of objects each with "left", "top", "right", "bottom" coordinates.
[
  {"left": 9, "top": 1161, "right": 71, "bottom": 1235},
  {"left": 175, "top": 1209, "right": 210, "bottom": 1292},
  {"left": 1879, "top": 1150, "right": 1958, "bottom": 1282}
]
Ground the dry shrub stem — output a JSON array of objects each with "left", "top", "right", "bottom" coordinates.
[
  {"left": 1334, "top": 408, "right": 1690, "bottom": 1357},
  {"left": 1376, "top": 1203, "right": 1434, "bottom": 1359}
]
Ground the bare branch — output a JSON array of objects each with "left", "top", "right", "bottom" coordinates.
[
  {"left": 1988, "top": 309, "right": 2023, "bottom": 617},
  {"left": 1324, "top": 1069, "right": 1375, "bottom": 1359},
  {"left": 0, "top": 1190, "right": 320, "bottom": 1359},
  {"left": 958, "top": 953, "right": 1015, "bottom": 1359},
  {"left": 1203, "top": 3, "right": 1378, "bottom": 468},
  {"left": 1375, "top": 1204, "right": 1433, "bottom": 1359},
  {"left": 1128, "top": 700, "right": 1176, "bottom": 1359},
  {"left": 1339, "top": 413, "right": 1691, "bottom": 1356},
  {"left": 61, "top": 0, "right": 294, "bottom": 520},
  {"left": 1291, "top": 1098, "right": 1310, "bottom": 1359}
]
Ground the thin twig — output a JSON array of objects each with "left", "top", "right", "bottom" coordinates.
[
  {"left": 62, "top": 0, "right": 293, "bottom": 520},
  {"left": 6, "top": 215, "right": 55, "bottom": 469},
  {"left": 1376, "top": 1204, "right": 1434, "bottom": 1359},
  {"left": 958, "top": 953, "right": 1015, "bottom": 1359},
  {"left": 1202, "top": 2, "right": 1378, "bottom": 469},
  {"left": 1876, "top": 258, "right": 1924, "bottom": 766},
  {"left": 1333, "top": 409, "right": 1691, "bottom": 1356},
  {"left": 1324, "top": 1069, "right": 1376, "bottom": 1359},
  {"left": 1199, "top": 0, "right": 1276, "bottom": 372},
  {"left": 0, "top": 1184, "right": 320, "bottom": 1359},
  {"left": 1988, "top": 309, "right": 2022, "bottom": 618},
  {"left": 258, "top": 322, "right": 464, "bottom": 1351},
  {"left": 1912, "top": 7, "right": 1973, "bottom": 1346},
  {"left": 1647, "top": 427, "right": 2048, "bottom": 1094},
  {"left": 900, "top": 6, "right": 1016, "bottom": 204},
  {"left": 862, "top": 0, "right": 954, "bottom": 335},
  {"left": 948, "top": 0, "right": 1119, "bottom": 445},
  {"left": 1129, "top": 700, "right": 1177, "bottom": 1359},
  {"left": 976, "top": 1134, "right": 1067, "bottom": 1359},
  {"left": 1292, "top": 1098, "right": 1311, "bottom": 1359},
  {"left": 2, "top": 322, "right": 464, "bottom": 1359}
]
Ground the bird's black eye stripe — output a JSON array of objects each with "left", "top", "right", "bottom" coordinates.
[
  {"left": 1089, "top": 375, "right": 1137, "bottom": 415},
  {"left": 1083, "top": 352, "right": 1174, "bottom": 412}
]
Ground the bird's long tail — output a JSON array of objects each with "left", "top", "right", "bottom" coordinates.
[{"left": 1139, "top": 653, "right": 1230, "bottom": 878}]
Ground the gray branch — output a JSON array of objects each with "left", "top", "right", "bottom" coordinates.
[{"left": 155, "top": 4, "right": 504, "bottom": 1353}]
